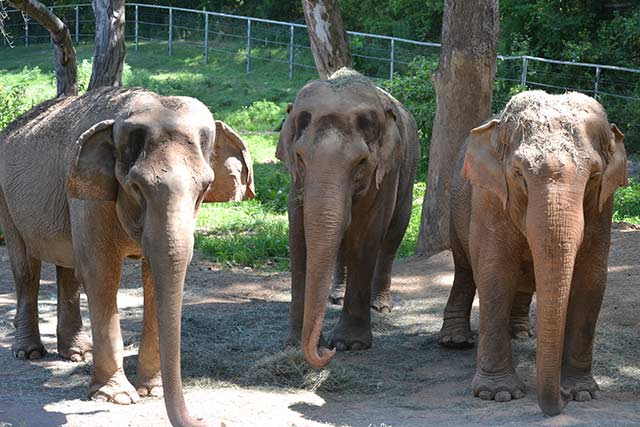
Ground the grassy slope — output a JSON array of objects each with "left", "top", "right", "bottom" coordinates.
[{"left": 0, "top": 41, "right": 425, "bottom": 269}]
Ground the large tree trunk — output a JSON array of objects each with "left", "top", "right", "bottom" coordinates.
[
  {"left": 416, "top": 0, "right": 499, "bottom": 256},
  {"left": 88, "top": 0, "right": 126, "bottom": 90},
  {"left": 7, "top": 0, "right": 77, "bottom": 96},
  {"left": 301, "top": 0, "right": 352, "bottom": 79}
]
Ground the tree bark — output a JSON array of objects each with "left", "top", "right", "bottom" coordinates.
[
  {"left": 7, "top": 0, "right": 77, "bottom": 96},
  {"left": 416, "top": 0, "right": 499, "bottom": 257},
  {"left": 88, "top": 0, "right": 126, "bottom": 90},
  {"left": 301, "top": 0, "right": 352, "bottom": 79}
]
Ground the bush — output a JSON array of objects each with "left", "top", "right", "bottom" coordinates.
[
  {"left": 614, "top": 178, "right": 640, "bottom": 224},
  {"left": 225, "top": 100, "right": 285, "bottom": 132},
  {"left": 0, "top": 83, "right": 30, "bottom": 130}
]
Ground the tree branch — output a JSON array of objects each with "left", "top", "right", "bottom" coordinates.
[{"left": 6, "top": 0, "right": 77, "bottom": 96}]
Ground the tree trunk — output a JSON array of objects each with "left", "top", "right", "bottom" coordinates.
[
  {"left": 301, "top": 0, "right": 352, "bottom": 79},
  {"left": 88, "top": 0, "right": 125, "bottom": 90},
  {"left": 416, "top": 0, "right": 499, "bottom": 257},
  {"left": 7, "top": 0, "right": 77, "bottom": 96}
]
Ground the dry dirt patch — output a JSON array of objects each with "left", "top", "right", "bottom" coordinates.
[{"left": 0, "top": 226, "right": 639, "bottom": 426}]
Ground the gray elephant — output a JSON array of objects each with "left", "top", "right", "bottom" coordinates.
[
  {"left": 277, "top": 68, "right": 420, "bottom": 368},
  {"left": 438, "top": 91, "right": 626, "bottom": 415},
  {"left": 0, "top": 87, "right": 253, "bottom": 427}
]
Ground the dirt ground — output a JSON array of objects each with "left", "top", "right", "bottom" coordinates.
[{"left": 1, "top": 225, "right": 639, "bottom": 427}]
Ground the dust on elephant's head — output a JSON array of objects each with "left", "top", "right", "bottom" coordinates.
[
  {"left": 463, "top": 90, "right": 627, "bottom": 233},
  {"left": 276, "top": 68, "right": 402, "bottom": 202},
  {"left": 66, "top": 92, "right": 254, "bottom": 242}
]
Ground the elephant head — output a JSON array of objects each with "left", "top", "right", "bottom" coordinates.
[
  {"left": 463, "top": 91, "right": 627, "bottom": 415},
  {"left": 276, "top": 69, "right": 402, "bottom": 368},
  {"left": 66, "top": 92, "right": 253, "bottom": 426}
]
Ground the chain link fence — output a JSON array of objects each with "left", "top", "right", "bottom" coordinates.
[{"left": 2, "top": 2, "right": 640, "bottom": 152}]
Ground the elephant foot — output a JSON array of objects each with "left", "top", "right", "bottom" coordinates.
[
  {"left": 136, "top": 373, "right": 163, "bottom": 398},
  {"left": 12, "top": 335, "right": 47, "bottom": 360},
  {"left": 438, "top": 317, "right": 474, "bottom": 349},
  {"left": 89, "top": 371, "right": 140, "bottom": 405},
  {"left": 330, "top": 318, "right": 372, "bottom": 351},
  {"left": 283, "top": 330, "right": 328, "bottom": 350},
  {"left": 472, "top": 369, "right": 525, "bottom": 402},
  {"left": 58, "top": 331, "right": 93, "bottom": 362},
  {"left": 370, "top": 292, "right": 392, "bottom": 314},
  {"left": 562, "top": 372, "right": 600, "bottom": 401},
  {"left": 509, "top": 318, "right": 533, "bottom": 340}
]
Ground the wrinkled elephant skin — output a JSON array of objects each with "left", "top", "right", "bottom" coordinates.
[
  {"left": 439, "top": 91, "right": 627, "bottom": 416},
  {"left": 277, "top": 69, "right": 420, "bottom": 367},
  {"left": 0, "top": 87, "right": 253, "bottom": 427}
]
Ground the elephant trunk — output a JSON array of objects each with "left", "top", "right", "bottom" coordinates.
[
  {"left": 143, "top": 209, "right": 203, "bottom": 427},
  {"left": 301, "top": 178, "right": 350, "bottom": 368},
  {"left": 527, "top": 187, "right": 584, "bottom": 416}
]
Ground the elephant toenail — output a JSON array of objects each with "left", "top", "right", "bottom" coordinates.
[
  {"left": 512, "top": 389, "right": 525, "bottom": 399},
  {"left": 495, "top": 391, "right": 512, "bottom": 402},
  {"left": 478, "top": 390, "right": 492, "bottom": 400},
  {"left": 379, "top": 307, "right": 391, "bottom": 314},
  {"left": 335, "top": 341, "right": 347, "bottom": 351},
  {"left": 351, "top": 342, "right": 363, "bottom": 351},
  {"left": 29, "top": 351, "right": 41, "bottom": 360},
  {"left": 576, "top": 391, "right": 592, "bottom": 402}
]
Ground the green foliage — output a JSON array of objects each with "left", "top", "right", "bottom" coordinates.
[
  {"left": 225, "top": 100, "right": 285, "bottom": 132},
  {"left": 613, "top": 178, "right": 640, "bottom": 224},
  {"left": 379, "top": 57, "right": 437, "bottom": 181},
  {"left": 397, "top": 182, "right": 425, "bottom": 258},
  {"left": 0, "top": 83, "right": 29, "bottom": 130}
]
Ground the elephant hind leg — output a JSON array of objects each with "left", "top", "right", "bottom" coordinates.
[
  {"left": 0, "top": 193, "right": 45, "bottom": 360},
  {"left": 510, "top": 287, "right": 534, "bottom": 340},
  {"left": 328, "top": 241, "right": 347, "bottom": 306},
  {"left": 438, "top": 228, "right": 475, "bottom": 349},
  {"left": 370, "top": 191, "right": 413, "bottom": 313},
  {"left": 56, "top": 266, "right": 92, "bottom": 362}
]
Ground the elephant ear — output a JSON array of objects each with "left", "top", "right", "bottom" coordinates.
[
  {"left": 67, "top": 120, "right": 118, "bottom": 201},
  {"left": 463, "top": 119, "right": 508, "bottom": 209},
  {"left": 375, "top": 95, "right": 402, "bottom": 189},
  {"left": 598, "top": 124, "right": 627, "bottom": 212},
  {"left": 204, "top": 120, "right": 255, "bottom": 203},
  {"left": 276, "top": 105, "right": 296, "bottom": 180}
]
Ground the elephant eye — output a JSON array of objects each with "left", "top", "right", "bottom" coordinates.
[
  {"left": 295, "top": 111, "right": 311, "bottom": 139},
  {"left": 356, "top": 112, "right": 379, "bottom": 142}
]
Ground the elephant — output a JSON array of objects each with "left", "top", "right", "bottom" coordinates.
[
  {"left": 438, "top": 90, "right": 627, "bottom": 416},
  {"left": 0, "top": 87, "right": 254, "bottom": 427},
  {"left": 277, "top": 68, "right": 420, "bottom": 368}
]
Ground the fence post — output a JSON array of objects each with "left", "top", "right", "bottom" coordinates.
[
  {"left": 204, "top": 12, "right": 209, "bottom": 65},
  {"left": 594, "top": 66, "right": 601, "bottom": 98},
  {"left": 168, "top": 7, "right": 173, "bottom": 56},
  {"left": 520, "top": 56, "right": 528, "bottom": 87},
  {"left": 246, "top": 19, "right": 252, "bottom": 73},
  {"left": 288, "top": 24, "right": 294, "bottom": 80},
  {"left": 23, "top": 14, "right": 28, "bottom": 47},
  {"left": 135, "top": 4, "right": 139, "bottom": 52},
  {"left": 389, "top": 38, "right": 395, "bottom": 81},
  {"left": 75, "top": 5, "right": 79, "bottom": 43}
]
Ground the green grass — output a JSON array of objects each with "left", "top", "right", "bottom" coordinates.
[
  {"left": 0, "top": 40, "right": 428, "bottom": 270},
  {"left": 614, "top": 178, "right": 640, "bottom": 224}
]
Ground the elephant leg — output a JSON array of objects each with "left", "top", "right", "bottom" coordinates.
[
  {"left": 328, "top": 242, "right": 347, "bottom": 306},
  {"left": 0, "top": 198, "right": 45, "bottom": 360},
  {"left": 438, "top": 228, "right": 475, "bottom": 349},
  {"left": 561, "top": 235, "right": 608, "bottom": 402},
  {"left": 286, "top": 186, "right": 306, "bottom": 347},
  {"left": 56, "top": 266, "right": 92, "bottom": 362},
  {"left": 509, "top": 272, "right": 534, "bottom": 340},
  {"left": 370, "top": 192, "right": 412, "bottom": 314},
  {"left": 472, "top": 251, "right": 525, "bottom": 402},
  {"left": 330, "top": 231, "right": 382, "bottom": 352},
  {"left": 135, "top": 259, "right": 163, "bottom": 397}
]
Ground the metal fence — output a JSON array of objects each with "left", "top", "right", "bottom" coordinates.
[{"left": 2, "top": 3, "right": 640, "bottom": 150}]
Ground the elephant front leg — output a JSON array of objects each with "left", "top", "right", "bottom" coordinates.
[
  {"left": 285, "top": 187, "right": 306, "bottom": 348},
  {"left": 56, "top": 266, "right": 92, "bottom": 362},
  {"left": 78, "top": 255, "right": 139, "bottom": 405},
  {"left": 561, "top": 239, "right": 608, "bottom": 402},
  {"left": 330, "top": 236, "right": 380, "bottom": 351},
  {"left": 472, "top": 254, "right": 525, "bottom": 402}
]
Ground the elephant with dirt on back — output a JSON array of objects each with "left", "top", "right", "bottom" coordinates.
[
  {"left": 438, "top": 90, "right": 627, "bottom": 416},
  {"left": 0, "top": 87, "right": 254, "bottom": 427},
  {"left": 277, "top": 68, "right": 420, "bottom": 368}
]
